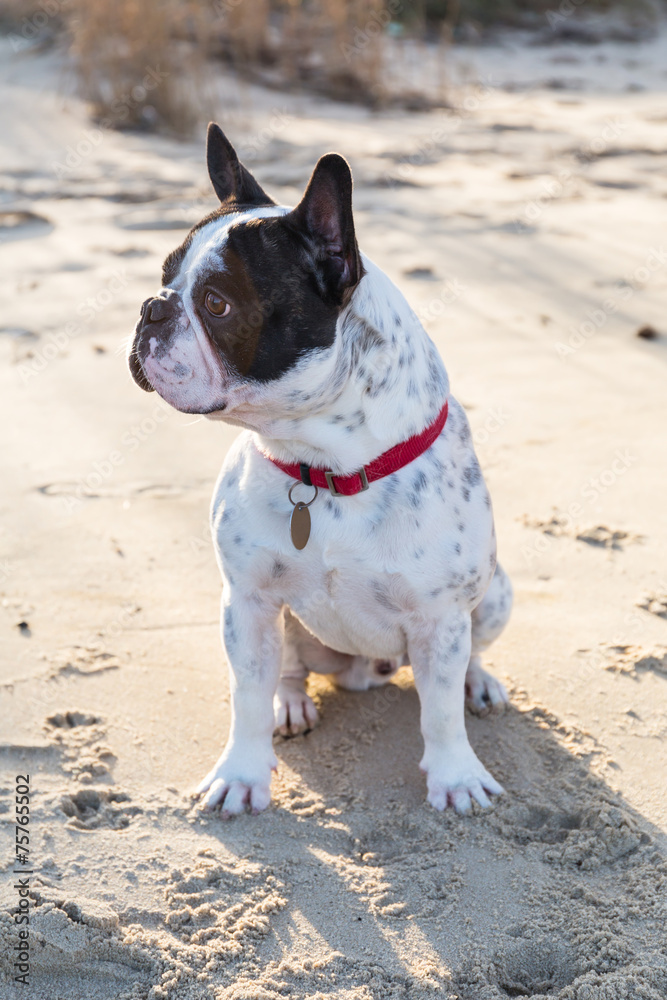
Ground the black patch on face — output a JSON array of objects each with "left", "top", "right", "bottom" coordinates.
[
  {"left": 161, "top": 124, "right": 275, "bottom": 289},
  {"left": 142, "top": 131, "right": 365, "bottom": 392},
  {"left": 192, "top": 217, "right": 341, "bottom": 381},
  {"left": 162, "top": 239, "right": 191, "bottom": 289},
  {"left": 160, "top": 200, "right": 274, "bottom": 288}
]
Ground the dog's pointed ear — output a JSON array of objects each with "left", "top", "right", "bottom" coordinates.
[
  {"left": 206, "top": 123, "right": 273, "bottom": 207},
  {"left": 287, "top": 153, "right": 362, "bottom": 302}
]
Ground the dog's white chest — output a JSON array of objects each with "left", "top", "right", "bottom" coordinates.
[
  {"left": 284, "top": 549, "right": 414, "bottom": 659},
  {"left": 212, "top": 411, "right": 497, "bottom": 661}
]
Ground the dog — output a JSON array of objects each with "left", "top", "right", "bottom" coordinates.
[{"left": 128, "top": 123, "right": 512, "bottom": 816}]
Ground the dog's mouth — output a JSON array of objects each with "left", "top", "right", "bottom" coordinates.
[
  {"left": 128, "top": 341, "right": 155, "bottom": 394},
  {"left": 203, "top": 405, "right": 228, "bottom": 419}
]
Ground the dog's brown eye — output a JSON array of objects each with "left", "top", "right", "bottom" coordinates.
[{"left": 205, "top": 292, "right": 230, "bottom": 317}]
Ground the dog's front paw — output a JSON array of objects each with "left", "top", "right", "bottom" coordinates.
[
  {"left": 273, "top": 679, "right": 319, "bottom": 736},
  {"left": 421, "top": 743, "right": 503, "bottom": 814},
  {"left": 195, "top": 744, "right": 277, "bottom": 815},
  {"left": 465, "top": 658, "right": 509, "bottom": 716}
]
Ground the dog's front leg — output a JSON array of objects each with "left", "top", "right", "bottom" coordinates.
[
  {"left": 196, "top": 588, "right": 282, "bottom": 815},
  {"left": 409, "top": 610, "right": 503, "bottom": 813}
]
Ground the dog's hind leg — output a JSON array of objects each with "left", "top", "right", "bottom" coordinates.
[
  {"left": 274, "top": 610, "right": 350, "bottom": 736},
  {"left": 466, "top": 562, "right": 513, "bottom": 715},
  {"left": 331, "top": 655, "right": 400, "bottom": 691}
]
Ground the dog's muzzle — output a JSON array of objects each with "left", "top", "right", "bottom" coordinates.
[{"left": 128, "top": 290, "right": 182, "bottom": 393}]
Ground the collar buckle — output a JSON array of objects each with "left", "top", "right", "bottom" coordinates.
[{"left": 325, "top": 467, "right": 369, "bottom": 497}]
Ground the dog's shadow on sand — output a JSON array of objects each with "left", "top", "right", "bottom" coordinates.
[{"left": 187, "top": 669, "right": 666, "bottom": 998}]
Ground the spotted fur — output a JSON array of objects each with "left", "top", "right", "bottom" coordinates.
[{"left": 128, "top": 126, "right": 512, "bottom": 816}]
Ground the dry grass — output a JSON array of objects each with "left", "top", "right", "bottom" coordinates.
[
  {"left": 1, "top": 0, "right": 663, "bottom": 132},
  {"left": 214, "top": 0, "right": 393, "bottom": 106},
  {"left": 67, "top": 0, "right": 214, "bottom": 134},
  {"left": 66, "top": 0, "right": 404, "bottom": 128},
  {"left": 2, "top": 0, "right": 398, "bottom": 130},
  {"left": 415, "top": 0, "right": 661, "bottom": 27}
]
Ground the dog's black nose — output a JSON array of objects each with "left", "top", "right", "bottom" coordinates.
[{"left": 140, "top": 289, "right": 180, "bottom": 326}]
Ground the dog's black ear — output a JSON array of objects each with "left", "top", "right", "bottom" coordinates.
[
  {"left": 287, "top": 153, "right": 362, "bottom": 302},
  {"left": 206, "top": 123, "right": 273, "bottom": 207}
]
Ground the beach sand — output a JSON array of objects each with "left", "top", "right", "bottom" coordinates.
[{"left": 1, "top": 30, "right": 667, "bottom": 999}]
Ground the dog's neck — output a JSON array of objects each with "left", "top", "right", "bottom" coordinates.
[{"left": 252, "top": 256, "right": 450, "bottom": 475}]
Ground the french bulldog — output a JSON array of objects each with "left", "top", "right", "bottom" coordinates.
[{"left": 128, "top": 123, "right": 512, "bottom": 815}]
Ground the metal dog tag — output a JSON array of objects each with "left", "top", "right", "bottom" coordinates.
[
  {"left": 290, "top": 502, "right": 311, "bottom": 550},
  {"left": 288, "top": 482, "right": 318, "bottom": 550}
]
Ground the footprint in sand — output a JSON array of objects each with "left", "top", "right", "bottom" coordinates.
[
  {"left": 0, "top": 209, "right": 53, "bottom": 242},
  {"left": 59, "top": 787, "right": 138, "bottom": 830},
  {"left": 0, "top": 890, "right": 148, "bottom": 995},
  {"left": 575, "top": 525, "right": 643, "bottom": 549},
  {"left": 45, "top": 647, "right": 121, "bottom": 679},
  {"left": 636, "top": 591, "right": 667, "bottom": 619},
  {"left": 47, "top": 710, "right": 100, "bottom": 728},
  {"left": 522, "top": 513, "right": 642, "bottom": 550},
  {"left": 45, "top": 708, "right": 118, "bottom": 784},
  {"left": 601, "top": 644, "right": 667, "bottom": 679}
]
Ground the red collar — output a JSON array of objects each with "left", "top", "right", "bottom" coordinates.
[{"left": 258, "top": 400, "right": 449, "bottom": 497}]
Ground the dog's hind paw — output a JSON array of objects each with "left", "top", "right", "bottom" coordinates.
[
  {"left": 421, "top": 743, "right": 504, "bottom": 814},
  {"left": 332, "top": 655, "right": 400, "bottom": 691},
  {"left": 465, "top": 657, "right": 508, "bottom": 716},
  {"left": 273, "top": 679, "right": 319, "bottom": 736}
]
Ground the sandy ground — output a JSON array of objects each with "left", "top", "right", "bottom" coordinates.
[{"left": 1, "top": 28, "right": 667, "bottom": 1000}]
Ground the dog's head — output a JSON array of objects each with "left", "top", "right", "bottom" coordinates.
[{"left": 128, "top": 124, "right": 363, "bottom": 422}]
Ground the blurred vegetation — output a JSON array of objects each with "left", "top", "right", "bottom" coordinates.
[
  {"left": 0, "top": 0, "right": 662, "bottom": 131},
  {"left": 414, "top": 0, "right": 658, "bottom": 28}
]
